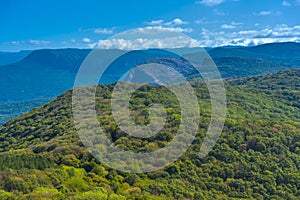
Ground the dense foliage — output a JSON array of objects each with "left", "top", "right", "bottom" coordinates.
[{"left": 0, "top": 69, "right": 299, "bottom": 199}]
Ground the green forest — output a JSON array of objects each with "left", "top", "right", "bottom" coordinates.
[{"left": 0, "top": 69, "right": 299, "bottom": 199}]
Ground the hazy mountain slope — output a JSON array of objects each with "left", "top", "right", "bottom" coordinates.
[
  {"left": 213, "top": 56, "right": 293, "bottom": 78},
  {"left": 1, "top": 44, "right": 298, "bottom": 102},
  {"left": 0, "top": 49, "right": 92, "bottom": 101},
  {"left": 0, "top": 42, "right": 299, "bottom": 125},
  {"left": 0, "top": 98, "right": 52, "bottom": 125},
  {"left": 19, "top": 48, "right": 91, "bottom": 72},
  {"left": 208, "top": 42, "right": 300, "bottom": 66},
  {"left": 0, "top": 70, "right": 299, "bottom": 199},
  {"left": 0, "top": 50, "right": 32, "bottom": 66}
]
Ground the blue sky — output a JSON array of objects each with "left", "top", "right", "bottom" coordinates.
[{"left": 1, "top": 0, "right": 300, "bottom": 51}]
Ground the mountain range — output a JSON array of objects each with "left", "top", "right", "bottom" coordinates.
[{"left": 0, "top": 42, "right": 299, "bottom": 125}]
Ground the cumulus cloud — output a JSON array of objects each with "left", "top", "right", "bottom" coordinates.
[
  {"left": 165, "top": 18, "right": 189, "bottom": 26},
  {"left": 213, "top": 9, "right": 226, "bottom": 16},
  {"left": 146, "top": 18, "right": 188, "bottom": 27},
  {"left": 94, "top": 28, "right": 114, "bottom": 34},
  {"left": 255, "top": 10, "right": 271, "bottom": 16},
  {"left": 282, "top": 0, "right": 291, "bottom": 6},
  {"left": 95, "top": 37, "right": 199, "bottom": 50},
  {"left": 199, "top": 24, "right": 300, "bottom": 47},
  {"left": 146, "top": 20, "right": 164, "bottom": 26},
  {"left": 194, "top": 18, "right": 207, "bottom": 24},
  {"left": 29, "top": 40, "right": 50, "bottom": 45},
  {"left": 7, "top": 41, "right": 23, "bottom": 45},
  {"left": 221, "top": 21, "right": 243, "bottom": 29},
  {"left": 92, "top": 27, "right": 198, "bottom": 50},
  {"left": 6, "top": 40, "right": 50, "bottom": 46},
  {"left": 79, "top": 27, "right": 115, "bottom": 35},
  {"left": 82, "top": 38, "right": 92, "bottom": 43},
  {"left": 87, "top": 42, "right": 97, "bottom": 48},
  {"left": 231, "top": 21, "right": 243, "bottom": 26},
  {"left": 146, "top": 26, "right": 192, "bottom": 33},
  {"left": 195, "top": 0, "right": 225, "bottom": 6},
  {"left": 221, "top": 24, "right": 236, "bottom": 29}
]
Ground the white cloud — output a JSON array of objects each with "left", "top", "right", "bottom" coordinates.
[
  {"left": 282, "top": 0, "right": 291, "bottom": 6},
  {"left": 29, "top": 40, "right": 50, "bottom": 45},
  {"left": 165, "top": 18, "right": 189, "bottom": 26},
  {"left": 7, "top": 41, "right": 22, "bottom": 45},
  {"left": 221, "top": 21, "right": 243, "bottom": 29},
  {"left": 93, "top": 27, "right": 198, "bottom": 50},
  {"left": 221, "top": 24, "right": 236, "bottom": 29},
  {"left": 94, "top": 28, "right": 114, "bottom": 34},
  {"left": 95, "top": 37, "right": 199, "bottom": 50},
  {"left": 61, "top": 39, "right": 77, "bottom": 45},
  {"left": 255, "top": 11, "right": 271, "bottom": 16},
  {"left": 146, "top": 20, "right": 164, "bottom": 26},
  {"left": 199, "top": 24, "right": 300, "bottom": 47},
  {"left": 194, "top": 18, "right": 221, "bottom": 25},
  {"left": 79, "top": 27, "right": 115, "bottom": 35},
  {"left": 87, "top": 42, "right": 97, "bottom": 48},
  {"left": 194, "top": 18, "right": 207, "bottom": 24},
  {"left": 137, "top": 26, "right": 193, "bottom": 33},
  {"left": 6, "top": 40, "right": 50, "bottom": 46},
  {"left": 146, "top": 18, "right": 188, "bottom": 27},
  {"left": 195, "top": 0, "right": 225, "bottom": 6},
  {"left": 213, "top": 9, "right": 226, "bottom": 16},
  {"left": 231, "top": 21, "right": 243, "bottom": 26},
  {"left": 82, "top": 38, "right": 92, "bottom": 43},
  {"left": 134, "top": 26, "right": 192, "bottom": 34}
]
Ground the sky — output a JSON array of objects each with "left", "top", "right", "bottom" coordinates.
[{"left": 1, "top": 0, "right": 300, "bottom": 51}]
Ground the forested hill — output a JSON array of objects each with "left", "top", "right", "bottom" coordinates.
[
  {"left": 0, "top": 69, "right": 299, "bottom": 199},
  {"left": 230, "top": 69, "right": 300, "bottom": 109}
]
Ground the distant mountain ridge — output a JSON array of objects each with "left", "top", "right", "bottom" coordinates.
[
  {"left": 0, "top": 50, "right": 32, "bottom": 66},
  {"left": 0, "top": 42, "right": 299, "bottom": 124},
  {"left": 208, "top": 42, "right": 300, "bottom": 66}
]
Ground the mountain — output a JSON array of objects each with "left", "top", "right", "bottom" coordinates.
[
  {"left": 208, "top": 42, "right": 300, "bottom": 66},
  {"left": 0, "top": 42, "right": 299, "bottom": 125},
  {"left": 0, "top": 49, "right": 91, "bottom": 102},
  {"left": 20, "top": 48, "right": 91, "bottom": 72},
  {"left": 0, "top": 50, "right": 32, "bottom": 67},
  {"left": 1, "top": 43, "right": 299, "bottom": 102},
  {"left": 213, "top": 57, "right": 293, "bottom": 78},
  {"left": 0, "top": 70, "right": 299, "bottom": 199}
]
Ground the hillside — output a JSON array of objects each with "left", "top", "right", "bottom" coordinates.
[
  {"left": 230, "top": 69, "right": 300, "bottom": 108},
  {"left": 0, "top": 70, "right": 299, "bottom": 199}
]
